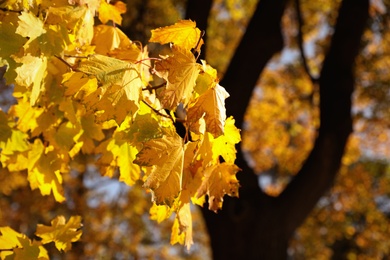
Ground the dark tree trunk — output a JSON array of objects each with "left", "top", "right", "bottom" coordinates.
[{"left": 186, "top": 0, "right": 369, "bottom": 259}]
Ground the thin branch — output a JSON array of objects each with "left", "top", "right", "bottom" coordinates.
[
  {"left": 142, "top": 82, "right": 166, "bottom": 91},
  {"left": 294, "top": 0, "right": 318, "bottom": 84},
  {"left": 54, "top": 55, "right": 75, "bottom": 70},
  {"left": 0, "top": 7, "right": 22, "bottom": 13},
  {"left": 141, "top": 100, "right": 173, "bottom": 121},
  {"left": 134, "top": 57, "right": 161, "bottom": 64}
]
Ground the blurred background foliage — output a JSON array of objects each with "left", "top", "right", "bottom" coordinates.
[{"left": 1, "top": 0, "right": 390, "bottom": 258}]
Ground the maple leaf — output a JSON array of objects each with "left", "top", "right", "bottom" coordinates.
[
  {"left": 212, "top": 117, "right": 241, "bottom": 164},
  {"left": 95, "top": 128, "right": 141, "bottom": 185},
  {"left": 134, "top": 134, "right": 184, "bottom": 206},
  {"left": 35, "top": 215, "right": 82, "bottom": 252},
  {"left": 171, "top": 201, "right": 193, "bottom": 250},
  {"left": 63, "top": 72, "right": 98, "bottom": 102},
  {"left": 14, "top": 55, "right": 47, "bottom": 106},
  {"left": 127, "top": 112, "right": 163, "bottom": 143},
  {"left": 0, "top": 226, "right": 24, "bottom": 250},
  {"left": 0, "top": 13, "right": 26, "bottom": 61},
  {"left": 149, "top": 203, "right": 172, "bottom": 223},
  {"left": 27, "top": 139, "right": 65, "bottom": 202},
  {"left": 76, "top": 55, "right": 143, "bottom": 123},
  {"left": 92, "top": 25, "right": 138, "bottom": 57},
  {"left": 13, "top": 237, "right": 41, "bottom": 260},
  {"left": 15, "top": 11, "right": 46, "bottom": 41},
  {"left": 98, "top": 0, "right": 126, "bottom": 25},
  {"left": 150, "top": 20, "right": 203, "bottom": 52},
  {"left": 10, "top": 100, "right": 43, "bottom": 135},
  {"left": 194, "top": 60, "right": 219, "bottom": 97},
  {"left": 155, "top": 46, "right": 201, "bottom": 109},
  {"left": 0, "top": 122, "right": 29, "bottom": 157},
  {"left": 187, "top": 84, "right": 230, "bottom": 138},
  {"left": 197, "top": 163, "right": 240, "bottom": 212}
]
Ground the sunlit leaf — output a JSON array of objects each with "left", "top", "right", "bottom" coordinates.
[
  {"left": 134, "top": 133, "right": 184, "bottom": 206},
  {"left": 187, "top": 84, "right": 229, "bottom": 137},
  {"left": 35, "top": 215, "right": 82, "bottom": 252},
  {"left": 150, "top": 20, "right": 203, "bottom": 51},
  {"left": 197, "top": 163, "right": 240, "bottom": 212},
  {"left": 98, "top": 0, "right": 126, "bottom": 25},
  {"left": 155, "top": 45, "right": 201, "bottom": 109},
  {"left": 15, "top": 11, "right": 46, "bottom": 41}
]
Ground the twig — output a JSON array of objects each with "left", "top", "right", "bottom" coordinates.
[
  {"left": 141, "top": 100, "right": 173, "bottom": 121},
  {"left": 294, "top": 0, "right": 318, "bottom": 84},
  {"left": 142, "top": 82, "right": 166, "bottom": 91},
  {"left": 0, "top": 8, "right": 22, "bottom": 14},
  {"left": 54, "top": 55, "right": 75, "bottom": 69}
]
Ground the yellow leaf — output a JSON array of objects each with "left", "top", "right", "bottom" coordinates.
[
  {"left": 197, "top": 163, "right": 240, "bottom": 212},
  {"left": 14, "top": 55, "right": 47, "bottom": 106},
  {"left": 187, "top": 84, "right": 229, "bottom": 137},
  {"left": 78, "top": 113, "right": 105, "bottom": 153},
  {"left": 150, "top": 20, "right": 203, "bottom": 51},
  {"left": 155, "top": 46, "right": 201, "bottom": 109},
  {"left": 0, "top": 226, "right": 24, "bottom": 250},
  {"left": 92, "top": 25, "right": 136, "bottom": 56},
  {"left": 170, "top": 217, "right": 185, "bottom": 247},
  {"left": 134, "top": 134, "right": 184, "bottom": 206},
  {"left": 63, "top": 72, "right": 98, "bottom": 101},
  {"left": 27, "top": 139, "right": 65, "bottom": 202},
  {"left": 98, "top": 0, "right": 126, "bottom": 25},
  {"left": 174, "top": 190, "right": 193, "bottom": 250},
  {"left": 194, "top": 60, "right": 218, "bottom": 96},
  {"left": 95, "top": 133, "right": 141, "bottom": 185},
  {"left": 13, "top": 237, "right": 40, "bottom": 260},
  {"left": 149, "top": 203, "right": 172, "bottom": 223},
  {"left": 76, "top": 55, "right": 142, "bottom": 123},
  {"left": 15, "top": 11, "right": 46, "bottom": 41},
  {"left": 35, "top": 215, "right": 82, "bottom": 252},
  {"left": 0, "top": 127, "right": 29, "bottom": 156},
  {"left": 10, "top": 99, "right": 43, "bottom": 135},
  {"left": 212, "top": 117, "right": 241, "bottom": 164}
]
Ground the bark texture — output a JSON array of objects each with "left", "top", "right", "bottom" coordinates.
[{"left": 192, "top": 0, "right": 369, "bottom": 259}]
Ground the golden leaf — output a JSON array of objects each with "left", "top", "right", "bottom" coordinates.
[
  {"left": 15, "top": 11, "right": 46, "bottom": 41},
  {"left": 150, "top": 20, "right": 203, "bottom": 51},
  {"left": 134, "top": 134, "right": 184, "bottom": 206},
  {"left": 155, "top": 46, "right": 201, "bottom": 109},
  {"left": 35, "top": 215, "right": 82, "bottom": 252},
  {"left": 187, "top": 84, "right": 230, "bottom": 138},
  {"left": 197, "top": 163, "right": 240, "bottom": 212}
]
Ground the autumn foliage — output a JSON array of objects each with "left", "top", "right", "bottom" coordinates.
[{"left": 0, "top": 0, "right": 241, "bottom": 257}]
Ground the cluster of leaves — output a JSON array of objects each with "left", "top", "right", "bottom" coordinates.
[
  {"left": 0, "top": 215, "right": 82, "bottom": 259},
  {"left": 0, "top": 0, "right": 241, "bottom": 253}
]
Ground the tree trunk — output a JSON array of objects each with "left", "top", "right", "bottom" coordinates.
[{"left": 196, "top": 0, "right": 369, "bottom": 259}]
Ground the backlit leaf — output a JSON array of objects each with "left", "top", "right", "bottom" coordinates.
[
  {"left": 187, "top": 84, "right": 229, "bottom": 137},
  {"left": 197, "top": 163, "right": 240, "bottom": 212},
  {"left": 150, "top": 20, "right": 203, "bottom": 51},
  {"left": 155, "top": 46, "right": 201, "bottom": 109},
  {"left": 35, "top": 215, "right": 82, "bottom": 252},
  {"left": 134, "top": 134, "right": 184, "bottom": 206},
  {"left": 14, "top": 55, "right": 47, "bottom": 106},
  {"left": 98, "top": 0, "right": 126, "bottom": 25},
  {"left": 15, "top": 11, "right": 46, "bottom": 41}
]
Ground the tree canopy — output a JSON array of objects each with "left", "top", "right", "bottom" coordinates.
[{"left": 1, "top": 0, "right": 390, "bottom": 259}]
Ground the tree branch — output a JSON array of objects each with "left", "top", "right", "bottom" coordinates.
[
  {"left": 222, "top": 0, "right": 288, "bottom": 193},
  {"left": 185, "top": 0, "right": 213, "bottom": 61},
  {"left": 294, "top": 0, "right": 318, "bottom": 83},
  {"left": 278, "top": 0, "right": 369, "bottom": 237}
]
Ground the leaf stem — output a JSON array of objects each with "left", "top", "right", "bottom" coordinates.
[
  {"left": 142, "top": 82, "right": 167, "bottom": 91},
  {"left": 141, "top": 100, "right": 173, "bottom": 121}
]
